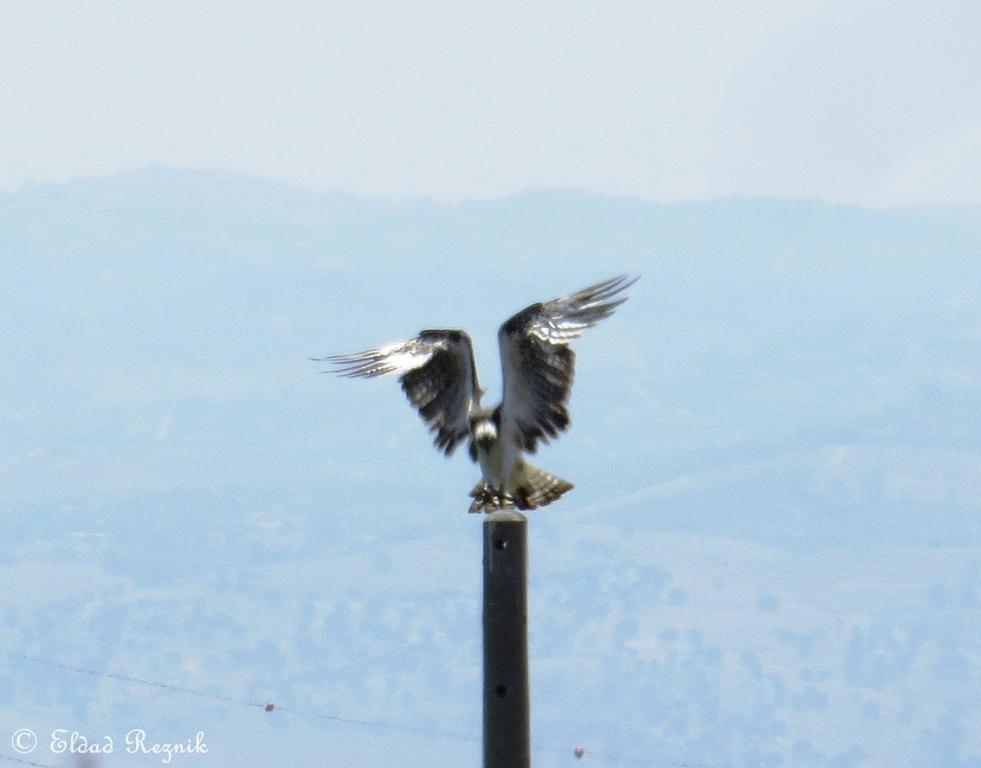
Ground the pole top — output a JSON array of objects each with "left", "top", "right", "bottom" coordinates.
[{"left": 483, "top": 510, "right": 527, "bottom": 524}]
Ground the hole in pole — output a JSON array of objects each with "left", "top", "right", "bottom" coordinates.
[
  {"left": 494, "top": 539, "right": 508, "bottom": 550},
  {"left": 494, "top": 684, "right": 508, "bottom": 698}
]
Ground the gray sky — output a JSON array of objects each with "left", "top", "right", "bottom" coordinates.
[{"left": 3, "top": 0, "right": 979, "bottom": 205}]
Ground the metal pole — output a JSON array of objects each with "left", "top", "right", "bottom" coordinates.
[{"left": 483, "top": 510, "right": 530, "bottom": 768}]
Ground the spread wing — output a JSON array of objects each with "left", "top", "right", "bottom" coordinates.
[
  {"left": 498, "top": 275, "right": 638, "bottom": 453},
  {"left": 320, "top": 329, "right": 481, "bottom": 455}
]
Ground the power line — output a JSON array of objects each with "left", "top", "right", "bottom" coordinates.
[
  {"left": 4, "top": 650, "right": 709, "bottom": 768},
  {"left": 0, "top": 754, "right": 59, "bottom": 768},
  {"left": 7, "top": 652, "right": 266, "bottom": 710},
  {"left": 5, "top": 651, "right": 472, "bottom": 743}
]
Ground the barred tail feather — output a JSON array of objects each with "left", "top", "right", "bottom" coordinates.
[
  {"left": 466, "top": 465, "right": 573, "bottom": 513},
  {"left": 511, "top": 460, "right": 573, "bottom": 510}
]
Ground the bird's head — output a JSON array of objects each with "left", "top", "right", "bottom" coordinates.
[{"left": 473, "top": 417, "right": 498, "bottom": 449}]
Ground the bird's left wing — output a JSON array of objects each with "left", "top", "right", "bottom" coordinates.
[
  {"left": 320, "top": 329, "right": 481, "bottom": 456},
  {"left": 498, "top": 275, "right": 638, "bottom": 453}
]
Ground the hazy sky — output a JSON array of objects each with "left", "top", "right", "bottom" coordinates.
[{"left": 3, "top": 0, "right": 979, "bottom": 205}]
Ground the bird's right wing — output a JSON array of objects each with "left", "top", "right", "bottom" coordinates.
[
  {"left": 498, "top": 275, "right": 638, "bottom": 453},
  {"left": 319, "top": 329, "right": 481, "bottom": 455}
]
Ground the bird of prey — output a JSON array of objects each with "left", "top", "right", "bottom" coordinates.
[{"left": 320, "top": 275, "right": 638, "bottom": 513}]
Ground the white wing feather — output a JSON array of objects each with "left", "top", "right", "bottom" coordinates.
[
  {"left": 498, "top": 275, "right": 638, "bottom": 452},
  {"left": 321, "top": 330, "right": 481, "bottom": 455}
]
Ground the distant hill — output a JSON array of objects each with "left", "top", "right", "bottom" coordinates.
[
  {"left": 3, "top": 167, "right": 980, "bottom": 549},
  {"left": 2, "top": 168, "right": 980, "bottom": 768}
]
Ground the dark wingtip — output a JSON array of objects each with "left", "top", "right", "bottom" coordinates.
[
  {"left": 571, "top": 274, "right": 640, "bottom": 305},
  {"left": 309, "top": 356, "right": 339, "bottom": 375},
  {"left": 601, "top": 274, "right": 640, "bottom": 295}
]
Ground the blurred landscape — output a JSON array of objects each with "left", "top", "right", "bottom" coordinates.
[{"left": 2, "top": 168, "right": 980, "bottom": 767}]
